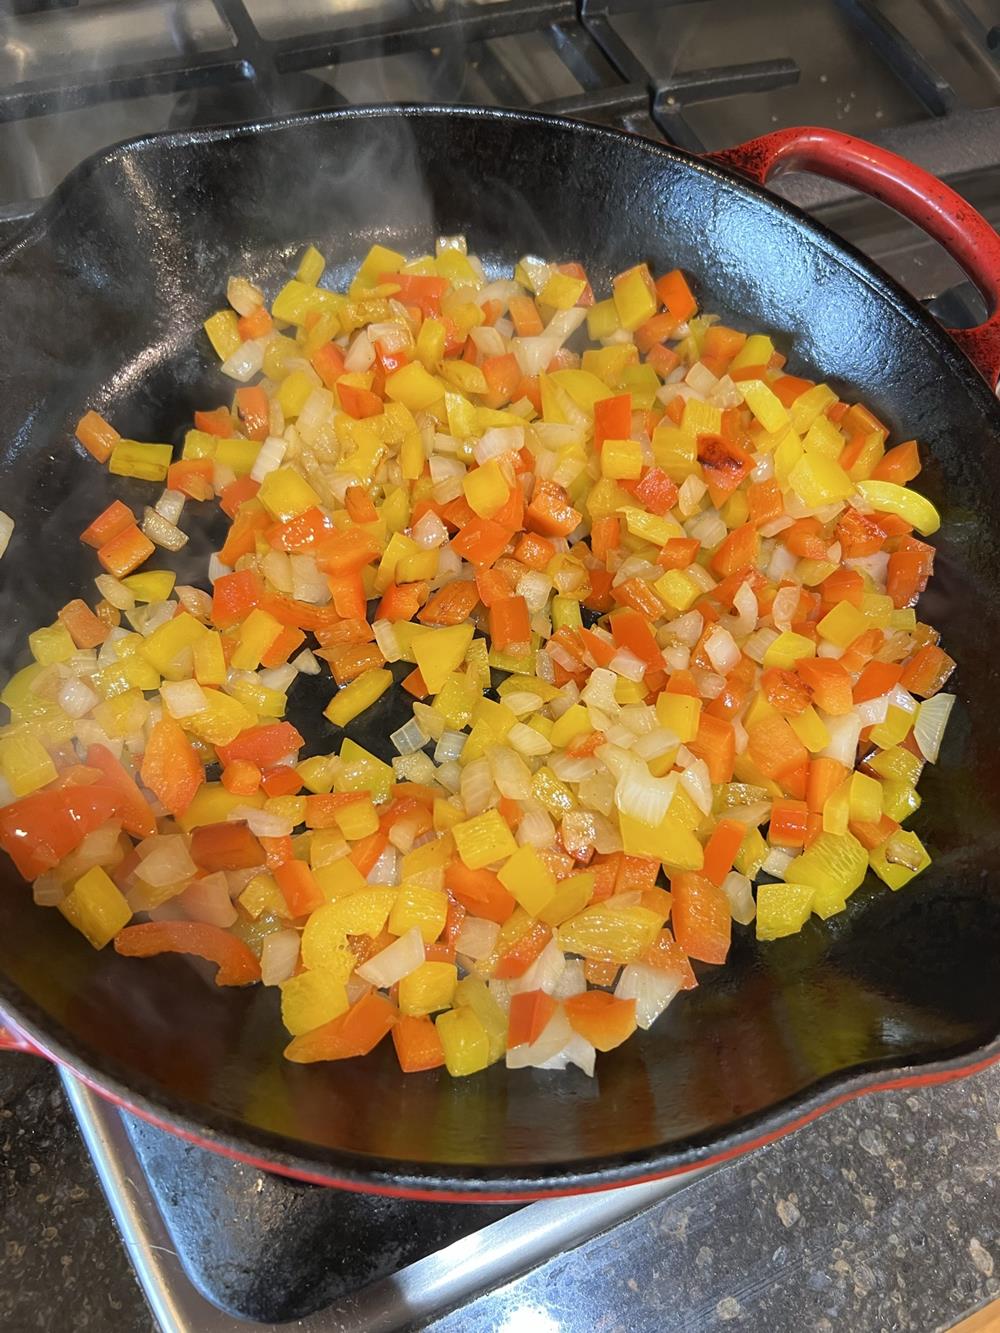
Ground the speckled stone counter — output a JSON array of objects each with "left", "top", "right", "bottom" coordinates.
[{"left": 1, "top": 1051, "right": 997, "bottom": 1332}]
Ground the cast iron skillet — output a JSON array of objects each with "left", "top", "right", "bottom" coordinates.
[{"left": 1, "top": 107, "right": 999, "bottom": 1200}]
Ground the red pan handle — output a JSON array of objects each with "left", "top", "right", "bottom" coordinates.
[
  {"left": 0, "top": 1019, "right": 45, "bottom": 1057},
  {"left": 705, "top": 126, "right": 1000, "bottom": 389}
]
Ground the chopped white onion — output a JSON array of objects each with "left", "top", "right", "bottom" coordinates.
[
  {"left": 57, "top": 676, "right": 99, "bottom": 719},
  {"left": 454, "top": 916, "right": 501, "bottom": 961},
  {"left": 178, "top": 872, "right": 238, "bottom": 927},
  {"left": 356, "top": 928, "right": 425, "bottom": 988},
  {"left": 914, "top": 692, "right": 955, "bottom": 762},
  {"left": 160, "top": 678, "right": 208, "bottom": 719},
  {"left": 721, "top": 871, "right": 756, "bottom": 925},
  {"left": 229, "top": 805, "right": 294, "bottom": 838},
  {"left": 820, "top": 712, "right": 863, "bottom": 767},
  {"left": 250, "top": 435, "right": 287, "bottom": 483},
  {"left": 260, "top": 929, "right": 300, "bottom": 986},
  {"left": 615, "top": 763, "right": 677, "bottom": 827},
  {"left": 616, "top": 963, "right": 683, "bottom": 1030},
  {"left": 705, "top": 626, "right": 740, "bottom": 675},
  {"left": 142, "top": 506, "right": 187, "bottom": 552},
  {"left": 220, "top": 337, "right": 266, "bottom": 382},
  {"left": 154, "top": 489, "right": 186, "bottom": 525}
]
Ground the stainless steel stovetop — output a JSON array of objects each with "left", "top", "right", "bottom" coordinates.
[{"left": 2, "top": 1, "right": 998, "bottom": 1328}]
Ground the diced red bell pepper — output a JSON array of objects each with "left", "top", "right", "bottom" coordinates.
[
  {"left": 114, "top": 922, "right": 261, "bottom": 986},
  {"left": 190, "top": 821, "right": 264, "bottom": 872},
  {"left": 670, "top": 872, "right": 731, "bottom": 965},
  {"left": 140, "top": 718, "right": 203, "bottom": 817}
]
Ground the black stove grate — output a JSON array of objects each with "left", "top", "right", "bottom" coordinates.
[{"left": 1, "top": 0, "right": 993, "bottom": 151}]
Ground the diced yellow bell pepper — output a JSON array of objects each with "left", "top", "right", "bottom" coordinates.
[
  {"left": 297, "top": 754, "right": 338, "bottom": 795},
  {"left": 856, "top": 480, "right": 940, "bottom": 536},
  {"left": 452, "top": 809, "right": 517, "bottom": 870},
  {"left": 681, "top": 397, "right": 722, "bottom": 438},
  {"left": 354, "top": 243, "right": 406, "bottom": 290},
  {"left": 730, "top": 334, "right": 775, "bottom": 371},
  {"left": 239, "top": 873, "right": 291, "bottom": 920},
  {"left": 109, "top": 438, "right": 174, "bottom": 483},
  {"left": 277, "top": 369, "right": 318, "bottom": 421},
  {"left": 789, "top": 383, "right": 838, "bottom": 433},
  {"left": 388, "top": 883, "right": 448, "bottom": 943},
  {"left": 537, "top": 871, "right": 595, "bottom": 927},
  {"left": 215, "top": 437, "right": 261, "bottom": 475},
  {"left": 441, "top": 360, "right": 487, "bottom": 395},
  {"left": 272, "top": 279, "right": 342, "bottom": 324},
  {"left": 123, "top": 570, "right": 176, "bottom": 603},
  {"left": 867, "top": 746, "right": 923, "bottom": 786},
  {"left": 59, "top": 867, "right": 132, "bottom": 949},
  {"left": 324, "top": 668, "right": 393, "bottom": 728},
  {"left": 433, "top": 799, "right": 464, "bottom": 832},
  {"left": 452, "top": 975, "right": 507, "bottom": 1062},
  {"left": 651, "top": 424, "right": 697, "bottom": 482},
  {"left": 401, "top": 833, "right": 453, "bottom": 886},
  {"left": 785, "top": 830, "right": 867, "bottom": 897},
  {"left": 869, "top": 831, "right": 930, "bottom": 889},
  {"left": 139, "top": 612, "right": 206, "bottom": 681},
  {"left": 0, "top": 731, "right": 58, "bottom": 797},
  {"left": 399, "top": 961, "right": 458, "bottom": 1017},
  {"left": 861, "top": 592, "right": 894, "bottom": 627},
  {"left": 539, "top": 271, "right": 586, "bottom": 310},
  {"left": 280, "top": 970, "right": 349, "bottom": 1035},
  {"left": 586, "top": 298, "right": 620, "bottom": 342},
  {"left": 385, "top": 362, "right": 445, "bottom": 413},
  {"left": 801, "top": 414, "right": 845, "bottom": 460},
  {"left": 619, "top": 808, "right": 704, "bottom": 870},
  {"left": 431, "top": 673, "right": 479, "bottom": 730},
  {"left": 531, "top": 766, "right": 575, "bottom": 816},
  {"left": 880, "top": 779, "right": 921, "bottom": 823},
  {"left": 415, "top": 317, "right": 446, "bottom": 371},
  {"left": 204, "top": 310, "right": 241, "bottom": 360},
  {"left": 755, "top": 882, "right": 814, "bottom": 940},
  {"left": 258, "top": 466, "right": 321, "bottom": 522},
  {"left": 334, "top": 738, "right": 394, "bottom": 804},
  {"left": 620, "top": 506, "right": 682, "bottom": 545},
  {"left": 178, "top": 784, "right": 264, "bottom": 833},
  {"left": 654, "top": 569, "right": 700, "bottom": 613},
  {"left": 435, "top": 1006, "right": 491, "bottom": 1076},
  {"left": 788, "top": 704, "right": 830, "bottom": 753},
  {"left": 228, "top": 677, "right": 286, "bottom": 719},
  {"left": 740, "top": 380, "right": 789, "bottom": 433},
  {"left": 557, "top": 902, "right": 662, "bottom": 962},
  {"left": 549, "top": 703, "right": 591, "bottom": 750},
  {"left": 869, "top": 706, "right": 914, "bottom": 750},
  {"left": 655, "top": 692, "right": 701, "bottom": 742},
  {"left": 612, "top": 264, "right": 657, "bottom": 332},
  {"left": 463, "top": 460, "right": 510, "bottom": 519},
  {"left": 93, "top": 689, "right": 150, "bottom": 740},
  {"left": 183, "top": 688, "right": 256, "bottom": 746},
  {"left": 231, "top": 608, "right": 283, "bottom": 671},
  {"left": 29, "top": 622, "right": 77, "bottom": 665},
  {"left": 400, "top": 429, "right": 426, "bottom": 480},
  {"left": 734, "top": 826, "right": 768, "bottom": 878},
  {"left": 193, "top": 631, "right": 227, "bottom": 687},
  {"left": 788, "top": 453, "right": 854, "bottom": 507},
  {"left": 296, "top": 244, "right": 326, "bottom": 285},
  {"left": 816, "top": 601, "right": 868, "bottom": 649},
  {"left": 822, "top": 777, "right": 851, "bottom": 836},
  {"left": 497, "top": 845, "right": 557, "bottom": 917},
  {"left": 412, "top": 624, "right": 475, "bottom": 695},
  {"left": 848, "top": 770, "right": 883, "bottom": 823},
  {"left": 309, "top": 890, "right": 398, "bottom": 948}
]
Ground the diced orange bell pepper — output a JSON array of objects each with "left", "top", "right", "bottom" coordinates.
[
  {"left": 768, "top": 798, "right": 810, "bottom": 848},
  {"left": 507, "top": 989, "right": 558, "bottom": 1049},
  {"left": 642, "top": 929, "right": 697, "bottom": 988},
  {"left": 655, "top": 269, "right": 697, "bottom": 323},
  {"left": 81, "top": 499, "right": 135, "bottom": 549},
  {"left": 215, "top": 722, "right": 304, "bottom": 769},
  {"left": 565, "top": 990, "right": 637, "bottom": 1051},
  {"left": 417, "top": 581, "right": 479, "bottom": 626},
  {"left": 670, "top": 872, "right": 730, "bottom": 965},
  {"left": 194, "top": 406, "right": 233, "bottom": 437},
  {"left": 443, "top": 860, "right": 517, "bottom": 925},
  {"left": 85, "top": 743, "right": 157, "bottom": 839},
  {"left": 211, "top": 569, "right": 264, "bottom": 628},
  {"left": 58, "top": 598, "right": 109, "bottom": 649},
  {"left": 310, "top": 342, "right": 346, "bottom": 390},
  {"left": 392, "top": 1014, "right": 446, "bottom": 1072},
  {"left": 797, "top": 658, "right": 854, "bottom": 715},
  {"left": 235, "top": 385, "right": 270, "bottom": 441},
  {"left": 115, "top": 922, "right": 260, "bottom": 985},
  {"left": 701, "top": 818, "right": 746, "bottom": 886},
  {"left": 221, "top": 759, "right": 262, "bottom": 796},
  {"left": 900, "top": 644, "right": 955, "bottom": 697},
  {"left": 0, "top": 785, "right": 122, "bottom": 880},
  {"left": 494, "top": 921, "right": 551, "bottom": 979},
  {"left": 97, "top": 526, "right": 154, "bottom": 579},
  {"left": 190, "top": 820, "right": 264, "bottom": 872},
  {"left": 688, "top": 713, "right": 736, "bottom": 784},
  {"left": 167, "top": 458, "right": 215, "bottom": 500},
  {"left": 746, "top": 714, "right": 809, "bottom": 781},
  {"left": 284, "top": 990, "right": 398, "bottom": 1063},
  {"left": 219, "top": 476, "right": 260, "bottom": 518},
  {"left": 806, "top": 757, "right": 849, "bottom": 813},
  {"left": 525, "top": 480, "right": 581, "bottom": 538},
  {"left": 75, "top": 410, "right": 120, "bottom": 463},
  {"left": 140, "top": 718, "right": 203, "bottom": 817},
  {"left": 274, "top": 860, "right": 325, "bottom": 917},
  {"left": 261, "top": 766, "right": 303, "bottom": 798}
]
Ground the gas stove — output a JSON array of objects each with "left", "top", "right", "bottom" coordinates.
[{"left": 2, "top": 1, "right": 998, "bottom": 1328}]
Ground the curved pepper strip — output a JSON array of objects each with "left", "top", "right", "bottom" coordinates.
[{"left": 114, "top": 922, "right": 261, "bottom": 986}]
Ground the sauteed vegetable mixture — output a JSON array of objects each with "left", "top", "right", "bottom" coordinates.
[{"left": 0, "top": 239, "right": 955, "bottom": 1076}]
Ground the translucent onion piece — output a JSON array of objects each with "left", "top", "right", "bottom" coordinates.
[
  {"left": 507, "top": 723, "right": 552, "bottom": 757},
  {"left": 356, "top": 928, "right": 425, "bottom": 988},
  {"left": 856, "top": 694, "right": 889, "bottom": 726},
  {"left": 454, "top": 916, "right": 501, "bottom": 961},
  {"left": 475, "top": 426, "right": 524, "bottom": 463},
  {"left": 608, "top": 649, "right": 646, "bottom": 682},
  {"left": 260, "top": 929, "right": 300, "bottom": 986},
  {"left": 344, "top": 328, "right": 374, "bottom": 373},
  {"left": 677, "top": 475, "right": 707, "bottom": 516},
  {"left": 259, "top": 664, "right": 297, "bottom": 693},
  {"left": 486, "top": 745, "right": 532, "bottom": 801},
  {"left": 160, "top": 678, "right": 208, "bottom": 719},
  {"left": 179, "top": 871, "right": 238, "bottom": 927},
  {"left": 142, "top": 507, "right": 187, "bottom": 552},
  {"left": 57, "top": 676, "right": 99, "bottom": 719},
  {"left": 290, "top": 553, "right": 329, "bottom": 604},
  {"left": 229, "top": 805, "right": 294, "bottom": 838},
  {"left": 208, "top": 554, "right": 231, "bottom": 584},
  {"left": 220, "top": 337, "right": 265, "bottom": 382},
  {"left": 744, "top": 626, "right": 779, "bottom": 665},
  {"left": 412, "top": 511, "right": 449, "bottom": 549},
  {"left": 250, "top": 435, "right": 287, "bottom": 483},
  {"left": 762, "top": 847, "right": 794, "bottom": 877},
  {"left": 721, "top": 870, "right": 756, "bottom": 924},
  {"left": 512, "top": 335, "right": 562, "bottom": 377},
  {"left": 291, "top": 648, "right": 321, "bottom": 675},
  {"left": 136, "top": 834, "right": 196, "bottom": 888},
  {"left": 175, "top": 585, "right": 212, "bottom": 621},
  {"left": 227, "top": 275, "right": 264, "bottom": 317},
  {"left": 538, "top": 1031, "right": 596, "bottom": 1077},
  {"left": 95, "top": 573, "right": 135, "bottom": 610},
  {"left": 549, "top": 958, "right": 587, "bottom": 1000},
  {"left": 616, "top": 963, "right": 682, "bottom": 1030},
  {"left": 705, "top": 626, "right": 740, "bottom": 675},
  {"left": 372, "top": 619, "right": 402, "bottom": 663},
  {"left": 820, "top": 712, "right": 863, "bottom": 767},
  {"left": 434, "top": 731, "right": 466, "bottom": 764},
  {"left": 914, "top": 692, "right": 955, "bottom": 762},
  {"left": 366, "top": 845, "right": 399, "bottom": 886},
  {"left": 154, "top": 489, "right": 186, "bottom": 525},
  {"left": 771, "top": 585, "right": 800, "bottom": 633},
  {"left": 680, "top": 758, "right": 713, "bottom": 816},
  {"left": 461, "top": 757, "right": 496, "bottom": 815},
  {"left": 516, "top": 805, "right": 556, "bottom": 849},
  {"left": 391, "top": 717, "right": 429, "bottom": 755},
  {"left": 391, "top": 752, "right": 436, "bottom": 784},
  {"left": 615, "top": 763, "right": 678, "bottom": 827}
]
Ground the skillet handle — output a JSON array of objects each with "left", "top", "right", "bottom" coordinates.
[
  {"left": 705, "top": 126, "right": 1000, "bottom": 390},
  {"left": 0, "top": 1018, "right": 46, "bottom": 1057}
]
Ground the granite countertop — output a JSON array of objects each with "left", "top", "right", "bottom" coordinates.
[{"left": 1, "top": 1051, "right": 998, "bottom": 1332}]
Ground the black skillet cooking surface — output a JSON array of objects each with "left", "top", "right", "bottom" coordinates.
[{"left": 0, "top": 107, "right": 997, "bottom": 1196}]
